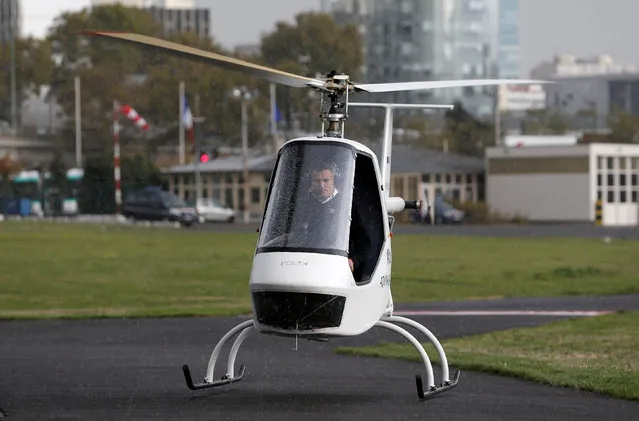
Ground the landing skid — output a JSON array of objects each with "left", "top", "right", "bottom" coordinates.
[{"left": 181, "top": 316, "right": 459, "bottom": 400}]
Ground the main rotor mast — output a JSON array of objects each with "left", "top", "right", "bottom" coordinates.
[{"left": 317, "top": 71, "right": 353, "bottom": 138}]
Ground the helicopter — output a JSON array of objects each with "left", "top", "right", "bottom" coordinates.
[{"left": 84, "top": 31, "right": 548, "bottom": 400}]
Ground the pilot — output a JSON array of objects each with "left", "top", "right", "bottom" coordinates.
[{"left": 303, "top": 160, "right": 366, "bottom": 276}]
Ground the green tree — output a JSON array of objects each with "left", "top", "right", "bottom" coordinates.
[
  {"left": 79, "top": 153, "right": 164, "bottom": 214},
  {"left": 0, "top": 37, "right": 54, "bottom": 124},
  {"left": 47, "top": 5, "right": 163, "bottom": 154},
  {"left": 139, "top": 31, "right": 268, "bottom": 151},
  {"left": 443, "top": 102, "right": 493, "bottom": 157},
  {"left": 521, "top": 109, "right": 570, "bottom": 135},
  {"left": 260, "top": 12, "right": 364, "bottom": 133},
  {"left": 608, "top": 107, "right": 639, "bottom": 143}
]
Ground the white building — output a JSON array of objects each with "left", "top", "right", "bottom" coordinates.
[
  {"left": 486, "top": 143, "right": 639, "bottom": 226},
  {"left": 498, "top": 84, "right": 546, "bottom": 112}
]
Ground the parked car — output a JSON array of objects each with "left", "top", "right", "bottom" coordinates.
[
  {"left": 196, "top": 198, "right": 236, "bottom": 223},
  {"left": 415, "top": 196, "right": 465, "bottom": 225},
  {"left": 122, "top": 186, "right": 198, "bottom": 227},
  {"left": 433, "top": 198, "right": 465, "bottom": 224}
]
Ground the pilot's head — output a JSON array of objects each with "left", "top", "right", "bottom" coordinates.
[{"left": 310, "top": 161, "right": 337, "bottom": 201}]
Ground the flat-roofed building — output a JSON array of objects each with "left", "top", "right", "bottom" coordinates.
[{"left": 486, "top": 143, "right": 639, "bottom": 225}]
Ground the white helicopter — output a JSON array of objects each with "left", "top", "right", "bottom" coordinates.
[{"left": 85, "top": 31, "right": 547, "bottom": 400}]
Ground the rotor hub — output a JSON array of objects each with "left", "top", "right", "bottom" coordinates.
[{"left": 318, "top": 71, "right": 351, "bottom": 138}]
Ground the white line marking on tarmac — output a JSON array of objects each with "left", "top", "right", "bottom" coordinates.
[{"left": 393, "top": 310, "right": 613, "bottom": 317}]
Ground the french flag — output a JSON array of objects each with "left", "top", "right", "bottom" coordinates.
[{"left": 183, "top": 94, "right": 194, "bottom": 142}]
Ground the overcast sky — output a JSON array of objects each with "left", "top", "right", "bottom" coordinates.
[{"left": 21, "top": 0, "right": 639, "bottom": 77}]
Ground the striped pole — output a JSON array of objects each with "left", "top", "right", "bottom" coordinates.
[
  {"left": 113, "top": 100, "right": 122, "bottom": 215},
  {"left": 594, "top": 199, "right": 603, "bottom": 226}
]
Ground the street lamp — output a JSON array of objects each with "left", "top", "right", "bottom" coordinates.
[{"left": 232, "top": 87, "right": 253, "bottom": 224}]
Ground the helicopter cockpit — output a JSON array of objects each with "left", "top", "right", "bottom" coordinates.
[
  {"left": 257, "top": 141, "right": 356, "bottom": 256},
  {"left": 257, "top": 140, "right": 386, "bottom": 284}
]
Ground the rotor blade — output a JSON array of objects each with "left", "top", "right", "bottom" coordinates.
[
  {"left": 82, "top": 31, "right": 324, "bottom": 89},
  {"left": 353, "top": 79, "right": 550, "bottom": 93}
]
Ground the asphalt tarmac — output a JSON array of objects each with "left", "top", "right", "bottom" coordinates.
[{"left": 1, "top": 295, "right": 638, "bottom": 420}]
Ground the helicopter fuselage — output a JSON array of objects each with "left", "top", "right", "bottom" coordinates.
[{"left": 248, "top": 137, "right": 394, "bottom": 338}]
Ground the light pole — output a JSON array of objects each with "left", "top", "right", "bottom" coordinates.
[
  {"left": 9, "top": 13, "right": 17, "bottom": 133},
  {"left": 232, "top": 87, "right": 252, "bottom": 224},
  {"left": 193, "top": 115, "right": 205, "bottom": 204},
  {"left": 75, "top": 76, "right": 82, "bottom": 168}
]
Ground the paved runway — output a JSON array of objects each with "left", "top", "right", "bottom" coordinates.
[{"left": 1, "top": 296, "right": 638, "bottom": 420}]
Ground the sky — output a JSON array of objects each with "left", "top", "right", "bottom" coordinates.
[{"left": 20, "top": 0, "right": 639, "bottom": 77}]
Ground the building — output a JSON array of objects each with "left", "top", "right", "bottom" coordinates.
[
  {"left": 543, "top": 73, "right": 639, "bottom": 130},
  {"left": 324, "top": 0, "right": 521, "bottom": 117},
  {"left": 163, "top": 143, "right": 485, "bottom": 219},
  {"left": 91, "top": 0, "right": 195, "bottom": 7},
  {"left": 497, "top": 0, "right": 520, "bottom": 79},
  {"left": 0, "top": 0, "right": 20, "bottom": 44},
  {"left": 531, "top": 54, "right": 637, "bottom": 80},
  {"left": 91, "top": 0, "right": 147, "bottom": 7},
  {"left": 486, "top": 143, "right": 639, "bottom": 225},
  {"left": 91, "top": 0, "right": 209, "bottom": 40},
  {"left": 0, "top": 136, "right": 55, "bottom": 169},
  {"left": 498, "top": 84, "right": 546, "bottom": 112},
  {"left": 148, "top": 6, "right": 210, "bottom": 40}
]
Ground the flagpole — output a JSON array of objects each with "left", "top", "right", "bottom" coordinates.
[
  {"left": 113, "top": 100, "right": 122, "bottom": 216},
  {"left": 269, "top": 82, "right": 278, "bottom": 152},
  {"left": 179, "top": 81, "right": 185, "bottom": 165}
]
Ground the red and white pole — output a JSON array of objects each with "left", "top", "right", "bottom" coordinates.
[{"left": 113, "top": 100, "right": 122, "bottom": 215}]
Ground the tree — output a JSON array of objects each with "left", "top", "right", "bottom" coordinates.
[
  {"left": 79, "top": 153, "right": 164, "bottom": 214},
  {"left": 520, "top": 109, "right": 570, "bottom": 135},
  {"left": 0, "top": 37, "right": 54, "bottom": 124},
  {"left": 140, "top": 31, "right": 268, "bottom": 150},
  {"left": 608, "top": 107, "right": 639, "bottom": 143},
  {"left": 442, "top": 102, "right": 493, "bottom": 157},
  {"left": 47, "top": 5, "right": 163, "bottom": 153},
  {"left": 260, "top": 12, "right": 364, "bottom": 133}
]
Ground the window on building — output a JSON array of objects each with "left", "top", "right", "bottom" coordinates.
[
  {"left": 620, "top": 190, "right": 628, "bottom": 203},
  {"left": 238, "top": 188, "right": 245, "bottom": 209},
  {"left": 422, "top": 174, "right": 430, "bottom": 183},
  {"left": 607, "top": 190, "right": 615, "bottom": 203},
  {"left": 224, "top": 188, "right": 233, "bottom": 208},
  {"left": 251, "top": 187, "right": 261, "bottom": 204}
]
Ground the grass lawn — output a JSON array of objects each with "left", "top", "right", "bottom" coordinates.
[
  {"left": 335, "top": 311, "right": 639, "bottom": 401},
  {"left": 0, "top": 221, "right": 638, "bottom": 319}
]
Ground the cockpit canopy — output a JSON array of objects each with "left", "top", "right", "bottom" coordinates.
[{"left": 257, "top": 141, "right": 356, "bottom": 256}]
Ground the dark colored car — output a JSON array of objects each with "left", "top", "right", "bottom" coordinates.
[
  {"left": 122, "top": 186, "right": 198, "bottom": 227},
  {"left": 415, "top": 196, "right": 465, "bottom": 225}
]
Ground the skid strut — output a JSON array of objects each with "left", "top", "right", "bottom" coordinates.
[
  {"left": 182, "top": 319, "right": 255, "bottom": 390},
  {"left": 376, "top": 316, "right": 460, "bottom": 400},
  {"left": 182, "top": 316, "right": 458, "bottom": 400}
]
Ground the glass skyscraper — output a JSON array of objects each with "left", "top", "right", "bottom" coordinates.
[{"left": 326, "top": 0, "right": 521, "bottom": 117}]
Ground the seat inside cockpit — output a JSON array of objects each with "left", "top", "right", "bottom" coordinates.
[{"left": 349, "top": 152, "right": 385, "bottom": 285}]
